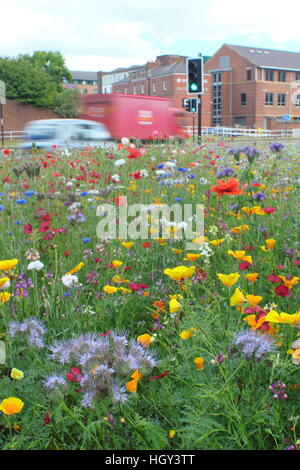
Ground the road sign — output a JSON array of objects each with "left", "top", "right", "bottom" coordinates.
[
  {"left": 282, "top": 114, "right": 291, "bottom": 122},
  {"left": 0, "top": 81, "right": 6, "bottom": 105}
]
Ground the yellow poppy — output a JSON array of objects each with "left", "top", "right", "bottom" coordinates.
[
  {"left": 103, "top": 285, "right": 118, "bottom": 294},
  {"left": 245, "top": 295, "right": 263, "bottom": 306},
  {"left": 245, "top": 273, "right": 259, "bottom": 283},
  {"left": 112, "top": 260, "right": 123, "bottom": 268},
  {"left": 66, "top": 262, "right": 85, "bottom": 276},
  {"left": 121, "top": 242, "right": 135, "bottom": 249},
  {"left": 137, "top": 334, "right": 152, "bottom": 347},
  {"left": 0, "top": 259, "right": 19, "bottom": 272},
  {"left": 230, "top": 288, "right": 246, "bottom": 307},
  {"left": 164, "top": 266, "right": 196, "bottom": 281},
  {"left": 169, "top": 298, "right": 182, "bottom": 313},
  {"left": 217, "top": 273, "right": 240, "bottom": 287},
  {"left": 194, "top": 357, "right": 204, "bottom": 370},
  {"left": 0, "top": 397, "right": 24, "bottom": 415}
]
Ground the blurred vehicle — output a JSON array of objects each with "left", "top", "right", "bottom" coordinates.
[
  {"left": 19, "top": 118, "right": 112, "bottom": 150},
  {"left": 80, "top": 94, "right": 184, "bottom": 141}
]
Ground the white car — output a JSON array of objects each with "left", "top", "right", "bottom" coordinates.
[{"left": 19, "top": 118, "right": 112, "bottom": 150}]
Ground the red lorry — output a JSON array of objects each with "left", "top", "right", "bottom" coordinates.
[{"left": 80, "top": 93, "right": 184, "bottom": 141}]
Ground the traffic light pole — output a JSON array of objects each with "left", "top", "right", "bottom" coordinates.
[{"left": 197, "top": 95, "right": 202, "bottom": 144}]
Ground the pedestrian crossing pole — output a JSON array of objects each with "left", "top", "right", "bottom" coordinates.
[{"left": 198, "top": 95, "right": 202, "bottom": 144}]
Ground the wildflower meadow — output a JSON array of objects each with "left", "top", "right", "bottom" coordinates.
[{"left": 0, "top": 138, "right": 299, "bottom": 451}]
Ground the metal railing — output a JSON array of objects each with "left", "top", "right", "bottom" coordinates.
[
  {"left": 183, "top": 126, "right": 295, "bottom": 138},
  {"left": 2, "top": 131, "right": 29, "bottom": 141}
]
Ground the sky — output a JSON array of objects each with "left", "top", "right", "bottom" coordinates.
[{"left": 2, "top": 0, "right": 300, "bottom": 72}]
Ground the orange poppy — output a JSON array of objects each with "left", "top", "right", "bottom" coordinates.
[{"left": 211, "top": 178, "right": 243, "bottom": 197}]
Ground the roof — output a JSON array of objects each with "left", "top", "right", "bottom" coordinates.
[
  {"left": 70, "top": 71, "right": 98, "bottom": 81},
  {"left": 227, "top": 44, "right": 300, "bottom": 70},
  {"left": 149, "top": 61, "right": 186, "bottom": 77}
]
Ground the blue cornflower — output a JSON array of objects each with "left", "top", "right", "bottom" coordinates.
[
  {"left": 16, "top": 199, "right": 26, "bottom": 204},
  {"left": 80, "top": 191, "right": 88, "bottom": 196},
  {"left": 0, "top": 205, "right": 4, "bottom": 211},
  {"left": 25, "top": 191, "right": 35, "bottom": 197},
  {"left": 82, "top": 237, "right": 91, "bottom": 243},
  {"left": 175, "top": 198, "right": 183, "bottom": 202},
  {"left": 253, "top": 192, "right": 267, "bottom": 201}
]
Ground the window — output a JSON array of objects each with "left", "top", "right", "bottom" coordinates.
[
  {"left": 124, "top": 88, "right": 128, "bottom": 94},
  {"left": 278, "top": 93, "right": 286, "bottom": 106},
  {"left": 295, "top": 95, "right": 300, "bottom": 106},
  {"left": 141, "top": 85, "right": 145, "bottom": 94},
  {"left": 162, "top": 80, "right": 167, "bottom": 91},
  {"left": 152, "top": 82, "right": 156, "bottom": 92},
  {"left": 219, "top": 56, "right": 230, "bottom": 67},
  {"left": 265, "top": 93, "right": 273, "bottom": 105},
  {"left": 296, "top": 72, "right": 300, "bottom": 82},
  {"left": 278, "top": 71, "right": 286, "bottom": 82},
  {"left": 235, "top": 116, "right": 247, "bottom": 126},
  {"left": 133, "top": 86, "right": 137, "bottom": 94},
  {"left": 265, "top": 70, "right": 274, "bottom": 81},
  {"left": 241, "top": 93, "right": 247, "bottom": 105},
  {"left": 246, "top": 69, "right": 252, "bottom": 81},
  {"left": 213, "top": 72, "right": 221, "bottom": 83}
]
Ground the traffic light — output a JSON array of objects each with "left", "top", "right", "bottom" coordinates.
[
  {"left": 187, "top": 57, "right": 203, "bottom": 94},
  {"left": 182, "top": 98, "right": 198, "bottom": 112}
]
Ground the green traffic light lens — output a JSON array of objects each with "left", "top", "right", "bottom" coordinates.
[{"left": 190, "top": 83, "right": 198, "bottom": 91}]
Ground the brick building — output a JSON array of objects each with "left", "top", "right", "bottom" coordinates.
[
  {"left": 204, "top": 44, "right": 300, "bottom": 129},
  {"left": 110, "top": 54, "right": 212, "bottom": 129},
  {"left": 63, "top": 71, "right": 98, "bottom": 94}
]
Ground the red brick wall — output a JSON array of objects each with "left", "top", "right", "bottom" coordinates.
[{"left": 2, "top": 99, "right": 61, "bottom": 132}]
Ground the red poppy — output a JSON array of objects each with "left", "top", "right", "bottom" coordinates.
[
  {"left": 43, "top": 412, "right": 51, "bottom": 425},
  {"left": 142, "top": 242, "right": 151, "bottom": 248},
  {"left": 66, "top": 366, "right": 83, "bottom": 383},
  {"left": 24, "top": 224, "right": 33, "bottom": 234},
  {"left": 211, "top": 178, "right": 243, "bottom": 197},
  {"left": 93, "top": 258, "right": 102, "bottom": 263},
  {"left": 263, "top": 207, "right": 276, "bottom": 214},
  {"left": 39, "top": 222, "right": 51, "bottom": 233},
  {"left": 150, "top": 371, "right": 170, "bottom": 380},
  {"left": 3, "top": 175, "right": 12, "bottom": 183},
  {"left": 268, "top": 274, "right": 282, "bottom": 283},
  {"left": 2, "top": 149, "right": 11, "bottom": 155},
  {"left": 127, "top": 148, "right": 141, "bottom": 159},
  {"left": 64, "top": 251, "right": 71, "bottom": 257},
  {"left": 239, "top": 261, "right": 251, "bottom": 271},
  {"left": 275, "top": 284, "right": 289, "bottom": 297}
]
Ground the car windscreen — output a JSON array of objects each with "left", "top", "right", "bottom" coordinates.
[{"left": 68, "top": 123, "right": 110, "bottom": 141}]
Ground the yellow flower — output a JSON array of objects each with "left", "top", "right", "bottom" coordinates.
[
  {"left": 112, "top": 260, "right": 123, "bottom": 268},
  {"left": 209, "top": 238, "right": 225, "bottom": 246},
  {"left": 66, "top": 262, "right": 85, "bottom": 276},
  {"left": 194, "top": 357, "right": 204, "bottom": 370},
  {"left": 0, "top": 397, "right": 24, "bottom": 415},
  {"left": 0, "top": 277, "right": 10, "bottom": 289},
  {"left": 0, "top": 292, "right": 11, "bottom": 304},
  {"left": 126, "top": 370, "right": 143, "bottom": 393},
  {"left": 230, "top": 225, "right": 250, "bottom": 234},
  {"left": 261, "top": 239, "right": 276, "bottom": 252},
  {"left": 168, "top": 430, "right": 176, "bottom": 438},
  {"left": 278, "top": 276, "right": 300, "bottom": 290},
  {"left": 265, "top": 310, "right": 300, "bottom": 325},
  {"left": 245, "top": 295, "right": 263, "bottom": 306},
  {"left": 185, "top": 253, "right": 201, "bottom": 261},
  {"left": 230, "top": 288, "right": 246, "bottom": 307},
  {"left": 192, "top": 236, "right": 208, "bottom": 245},
  {"left": 0, "top": 259, "right": 18, "bottom": 272},
  {"left": 137, "top": 334, "right": 152, "bottom": 347},
  {"left": 103, "top": 285, "right": 118, "bottom": 294},
  {"left": 10, "top": 368, "right": 24, "bottom": 380},
  {"left": 111, "top": 275, "right": 129, "bottom": 284},
  {"left": 121, "top": 242, "right": 134, "bottom": 249},
  {"left": 217, "top": 273, "right": 240, "bottom": 287},
  {"left": 169, "top": 298, "right": 182, "bottom": 313},
  {"left": 164, "top": 266, "right": 196, "bottom": 281},
  {"left": 180, "top": 328, "right": 196, "bottom": 339},
  {"left": 227, "top": 250, "right": 252, "bottom": 264},
  {"left": 245, "top": 273, "right": 259, "bottom": 283}
]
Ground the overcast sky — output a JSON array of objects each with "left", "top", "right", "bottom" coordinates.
[{"left": 3, "top": 0, "right": 300, "bottom": 72}]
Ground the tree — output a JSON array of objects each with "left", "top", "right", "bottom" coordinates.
[
  {"left": 0, "top": 52, "right": 79, "bottom": 116},
  {"left": 20, "top": 51, "right": 72, "bottom": 92},
  {"left": 0, "top": 57, "right": 55, "bottom": 108},
  {"left": 54, "top": 88, "right": 80, "bottom": 117}
]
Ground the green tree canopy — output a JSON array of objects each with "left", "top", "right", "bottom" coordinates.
[{"left": 0, "top": 52, "right": 78, "bottom": 117}]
